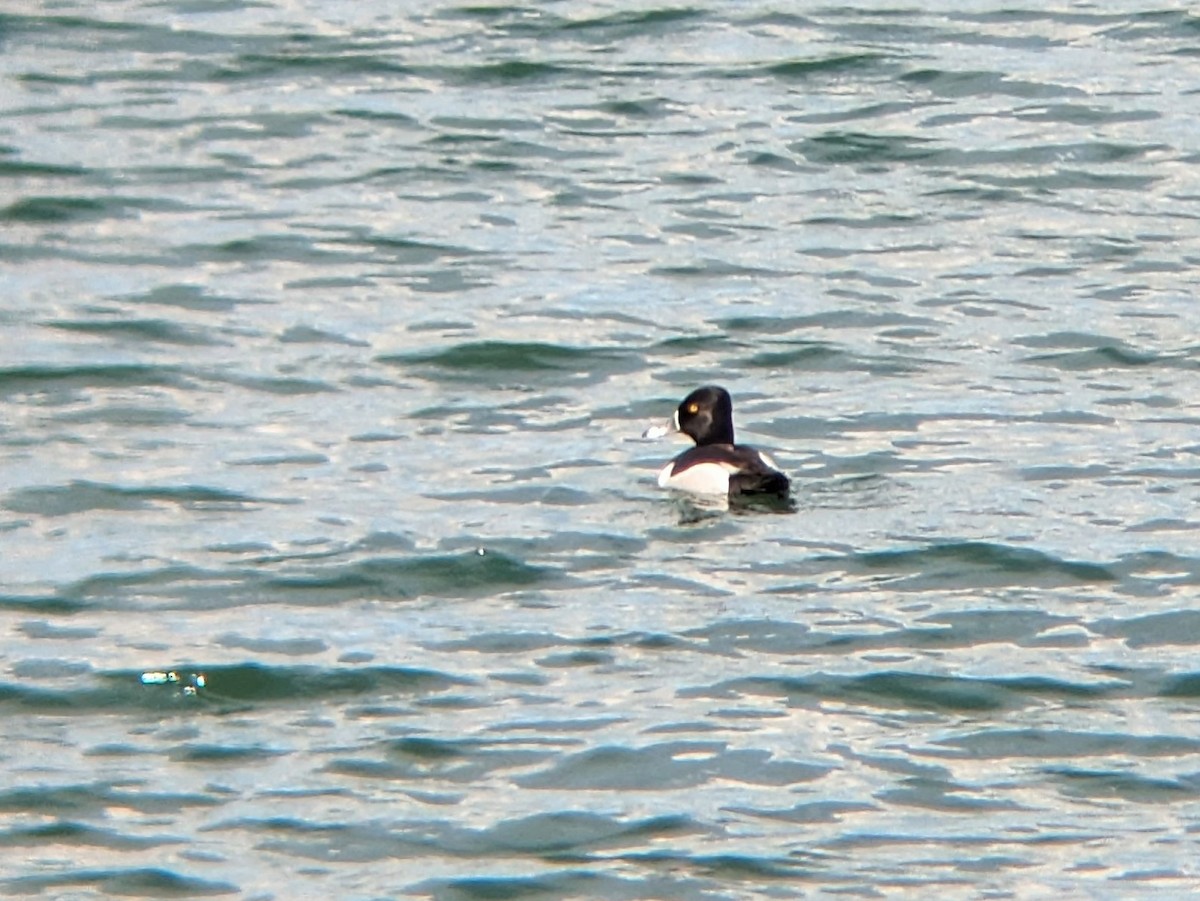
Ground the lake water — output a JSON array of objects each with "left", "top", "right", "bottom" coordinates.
[{"left": 3, "top": 2, "right": 1200, "bottom": 898}]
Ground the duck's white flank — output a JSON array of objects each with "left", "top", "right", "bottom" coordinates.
[{"left": 657, "top": 459, "right": 742, "bottom": 495}]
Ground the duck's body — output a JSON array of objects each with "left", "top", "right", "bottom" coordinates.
[
  {"left": 648, "top": 386, "right": 790, "bottom": 500},
  {"left": 657, "top": 444, "right": 790, "bottom": 497}
]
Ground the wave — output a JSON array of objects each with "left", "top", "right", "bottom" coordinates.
[
  {"left": 779, "top": 541, "right": 1117, "bottom": 592},
  {"left": 2, "top": 867, "right": 237, "bottom": 897},
  {"left": 4, "top": 480, "right": 294, "bottom": 518},
  {"left": 51, "top": 547, "right": 550, "bottom": 608},
  {"left": 381, "top": 340, "right": 641, "bottom": 385},
  {"left": 0, "top": 662, "right": 468, "bottom": 715},
  {"left": 682, "top": 670, "right": 1118, "bottom": 713},
  {"left": 0, "top": 363, "right": 187, "bottom": 397}
]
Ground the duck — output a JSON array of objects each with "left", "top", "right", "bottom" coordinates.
[{"left": 644, "top": 386, "right": 790, "bottom": 499}]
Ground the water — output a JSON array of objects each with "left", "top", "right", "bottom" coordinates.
[{"left": 2, "top": 2, "right": 1200, "bottom": 897}]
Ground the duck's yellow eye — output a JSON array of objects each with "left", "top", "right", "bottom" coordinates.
[{"left": 687, "top": 403, "right": 699, "bottom": 414}]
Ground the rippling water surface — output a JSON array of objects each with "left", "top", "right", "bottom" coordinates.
[{"left": 4, "top": 2, "right": 1200, "bottom": 898}]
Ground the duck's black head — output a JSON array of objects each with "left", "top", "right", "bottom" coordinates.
[{"left": 674, "top": 385, "right": 735, "bottom": 446}]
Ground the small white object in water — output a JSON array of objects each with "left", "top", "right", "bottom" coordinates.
[
  {"left": 141, "top": 671, "right": 206, "bottom": 695},
  {"left": 642, "top": 423, "right": 670, "bottom": 439}
]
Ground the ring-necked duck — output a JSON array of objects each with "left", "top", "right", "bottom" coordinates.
[{"left": 644, "top": 386, "right": 790, "bottom": 499}]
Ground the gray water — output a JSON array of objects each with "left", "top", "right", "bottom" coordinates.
[{"left": 3, "top": 2, "right": 1200, "bottom": 898}]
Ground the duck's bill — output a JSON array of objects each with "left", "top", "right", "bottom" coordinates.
[{"left": 642, "top": 409, "right": 681, "bottom": 440}]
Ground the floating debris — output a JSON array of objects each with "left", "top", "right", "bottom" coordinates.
[{"left": 140, "top": 671, "right": 207, "bottom": 696}]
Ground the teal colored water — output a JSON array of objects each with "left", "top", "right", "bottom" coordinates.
[{"left": 3, "top": 3, "right": 1200, "bottom": 898}]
